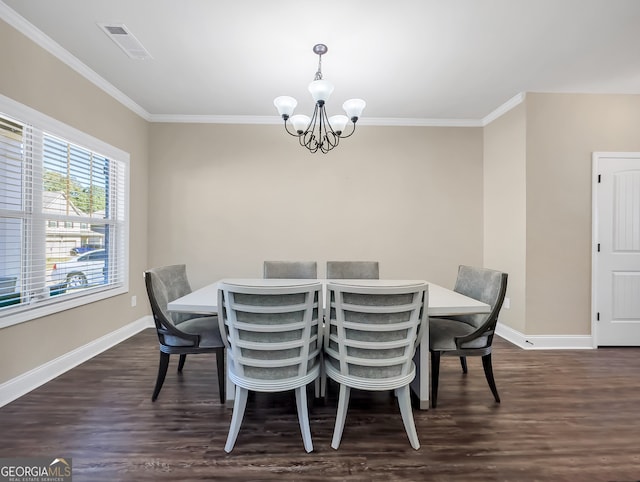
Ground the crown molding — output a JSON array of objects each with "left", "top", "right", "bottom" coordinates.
[
  {"left": 147, "top": 114, "right": 280, "bottom": 124},
  {"left": 481, "top": 92, "right": 526, "bottom": 126},
  {"left": 0, "top": 2, "right": 152, "bottom": 121},
  {"left": 360, "top": 117, "right": 483, "bottom": 127},
  {"left": 147, "top": 114, "right": 484, "bottom": 127}
]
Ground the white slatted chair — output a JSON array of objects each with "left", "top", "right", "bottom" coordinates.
[
  {"left": 324, "top": 280, "right": 428, "bottom": 450},
  {"left": 217, "top": 280, "right": 323, "bottom": 453}
]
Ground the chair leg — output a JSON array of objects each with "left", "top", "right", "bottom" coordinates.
[
  {"left": 331, "top": 384, "right": 351, "bottom": 450},
  {"left": 215, "top": 348, "right": 225, "bottom": 404},
  {"left": 152, "top": 352, "right": 170, "bottom": 402},
  {"left": 224, "top": 386, "right": 249, "bottom": 453},
  {"left": 314, "top": 377, "right": 321, "bottom": 399},
  {"left": 295, "top": 386, "right": 314, "bottom": 453},
  {"left": 396, "top": 385, "right": 420, "bottom": 450},
  {"left": 430, "top": 350, "right": 441, "bottom": 409},
  {"left": 482, "top": 353, "right": 501, "bottom": 403},
  {"left": 459, "top": 356, "right": 468, "bottom": 374},
  {"left": 177, "top": 354, "right": 187, "bottom": 372},
  {"left": 318, "top": 362, "right": 327, "bottom": 399}
]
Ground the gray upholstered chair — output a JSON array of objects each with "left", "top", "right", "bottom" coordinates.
[
  {"left": 324, "top": 281, "right": 428, "bottom": 450},
  {"left": 326, "top": 261, "right": 379, "bottom": 279},
  {"left": 217, "top": 280, "right": 323, "bottom": 453},
  {"left": 144, "top": 265, "right": 225, "bottom": 403},
  {"left": 263, "top": 261, "right": 317, "bottom": 279},
  {"left": 429, "top": 265, "right": 508, "bottom": 408}
]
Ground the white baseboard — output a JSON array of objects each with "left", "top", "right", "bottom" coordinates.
[
  {"left": 0, "top": 315, "right": 154, "bottom": 408},
  {"left": 496, "top": 322, "right": 594, "bottom": 349}
]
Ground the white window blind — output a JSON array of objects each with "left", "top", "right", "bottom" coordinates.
[{"left": 0, "top": 95, "right": 129, "bottom": 327}]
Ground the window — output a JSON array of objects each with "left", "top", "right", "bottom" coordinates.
[{"left": 0, "top": 95, "right": 129, "bottom": 327}]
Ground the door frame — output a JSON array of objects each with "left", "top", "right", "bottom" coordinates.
[{"left": 591, "top": 151, "right": 640, "bottom": 348}]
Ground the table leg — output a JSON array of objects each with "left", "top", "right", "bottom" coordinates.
[{"left": 410, "top": 339, "right": 430, "bottom": 410}]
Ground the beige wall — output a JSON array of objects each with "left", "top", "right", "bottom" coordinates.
[
  {"left": 148, "top": 123, "right": 484, "bottom": 289},
  {"left": 525, "top": 93, "right": 640, "bottom": 335},
  {"left": 483, "top": 103, "right": 527, "bottom": 333},
  {"left": 0, "top": 20, "right": 149, "bottom": 383}
]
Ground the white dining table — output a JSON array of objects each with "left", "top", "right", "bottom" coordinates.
[{"left": 168, "top": 278, "right": 490, "bottom": 410}]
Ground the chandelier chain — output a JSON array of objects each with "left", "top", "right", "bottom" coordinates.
[{"left": 314, "top": 54, "right": 323, "bottom": 81}]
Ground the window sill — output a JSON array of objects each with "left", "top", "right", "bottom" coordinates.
[{"left": 0, "top": 283, "right": 129, "bottom": 329}]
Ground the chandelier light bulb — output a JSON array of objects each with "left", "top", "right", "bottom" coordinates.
[
  {"left": 308, "top": 80, "right": 335, "bottom": 103},
  {"left": 290, "top": 115, "right": 311, "bottom": 134},
  {"left": 274, "top": 96, "right": 297, "bottom": 118},
  {"left": 328, "top": 115, "right": 348, "bottom": 134},
  {"left": 343, "top": 99, "right": 366, "bottom": 121}
]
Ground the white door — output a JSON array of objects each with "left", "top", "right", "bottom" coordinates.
[{"left": 593, "top": 152, "right": 640, "bottom": 346}]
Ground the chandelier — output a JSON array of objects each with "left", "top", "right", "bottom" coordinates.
[{"left": 273, "top": 44, "right": 366, "bottom": 154}]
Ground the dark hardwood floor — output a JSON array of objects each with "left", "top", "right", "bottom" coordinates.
[{"left": 1, "top": 329, "right": 639, "bottom": 482}]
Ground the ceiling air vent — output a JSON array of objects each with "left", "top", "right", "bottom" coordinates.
[{"left": 97, "top": 23, "right": 153, "bottom": 60}]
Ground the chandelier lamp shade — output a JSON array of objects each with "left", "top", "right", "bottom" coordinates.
[{"left": 274, "top": 44, "right": 366, "bottom": 154}]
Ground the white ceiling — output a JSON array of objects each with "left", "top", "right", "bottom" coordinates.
[{"left": 2, "top": 0, "right": 640, "bottom": 124}]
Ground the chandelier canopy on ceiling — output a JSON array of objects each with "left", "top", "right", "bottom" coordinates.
[{"left": 273, "top": 44, "right": 366, "bottom": 154}]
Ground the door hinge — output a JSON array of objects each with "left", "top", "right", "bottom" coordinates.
[
  {"left": 597, "top": 243, "right": 600, "bottom": 252},
  {"left": 598, "top": 174, "right": 601, "bottom": 183},
  {"left": 597, "top": 312, "right": 600, "bottom": 321}
]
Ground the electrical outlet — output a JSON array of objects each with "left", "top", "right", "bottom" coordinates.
[{"left": 131, "top": 295, "right": 137, "bottom": 307}]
